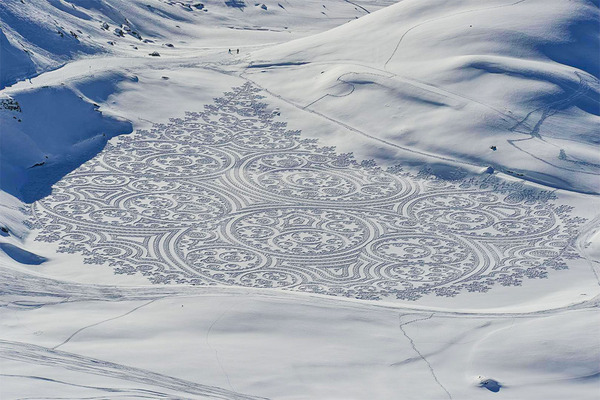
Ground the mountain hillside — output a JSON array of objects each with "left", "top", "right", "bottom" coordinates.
[
  {"left": 0, "top": 0, "right": 393, "bottom": 88},
  {"left": 0, "top": 0, "right": 395, "bottom": 201},
  {"left": 1, "top": 1, "right": 599, "bottom": 399},
  {"left": 248, "top": 0, "right": 600, "bottom": 193}
]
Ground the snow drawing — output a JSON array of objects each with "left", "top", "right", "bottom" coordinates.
[{"left": 28, "top": 84, "right": 583, "bottom": 301}]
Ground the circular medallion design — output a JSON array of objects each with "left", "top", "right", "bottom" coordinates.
[
  {"left": 228, "top": 208, "right": 372, "bottom": 257},
  {"left": 238, "top": 152, "right": 408, "bottom": 204},
  {"left": 409, "top": 193, "right": 556, "bottom": 237},
  {"left": 186, "top": 246, "right": 267, "bottom": 273},
  {"left": 103, "top": 142, "right": 234, "bottom": 179}
]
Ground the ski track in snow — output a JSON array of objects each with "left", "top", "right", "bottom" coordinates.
[
  {"left": 51, "top": 298, "right": 159, "bottom": 351},
  {"left": 27, "top": 83, "right": 584, "bottom": 302},
  {"left": 398, "top": 313, "right": 453, "bottom": 400},
  {"left": 382, "top": 0, "right": 528, "bottom": 69},
  {"left": 0, "top": 339, "right": 266, "bottom": 400}
]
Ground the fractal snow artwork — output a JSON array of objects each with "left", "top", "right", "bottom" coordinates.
[
  {"left": 1, "top": 0, "right": 599, "bottom": 399},
  {"left": 29, "top": 84, "right": 583, "bottom": 301}
]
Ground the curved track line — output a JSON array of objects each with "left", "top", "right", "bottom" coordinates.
[
  {"left": 240, "top": 71, "right": 485, "bottom": 169},
  {"left": 383, "top": 0, "right": 527, "bottom": 69},
  {"left": 52, "top": 299, "right": 159, "bottom": 350}
]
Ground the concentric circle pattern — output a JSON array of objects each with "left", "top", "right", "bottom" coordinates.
[
  {"left": 28, "top": 83, "right": 583, "bottom": 301},
  {"left": 227, "top": 208, "right": 372, "bottom": 257}
]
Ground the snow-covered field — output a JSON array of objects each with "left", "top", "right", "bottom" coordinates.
[{"left": 1, "top": 0, "right": 599, "bottom": 399}]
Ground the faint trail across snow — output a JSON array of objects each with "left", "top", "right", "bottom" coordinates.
[
  {"left": 206, "top": 302, "right": 243, "bottom": 396},
  {"left": 0, "top": 373, "right": 179, "bottom": 399},
  {"left": 383, "top": 0, "right": 527, "bottom": 69},
  {"left": 52, "top": 298, "right": 160, "bottom": 350},
  {"left": 342, "top": 0, "right": 371, "bottom": 14},
  {"left": 509, "top": 73, "right": 599, "bottom": 139},
  {"left": 398, "top": 313, "right": 453, "bottom": 400}
]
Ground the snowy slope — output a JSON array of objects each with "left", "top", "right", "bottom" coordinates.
[
  {"left": 0, "top": 0, "right": 395, "bottom": 202},
  {"left": 0, "top": 80, "right": 132, "bottom": 202},
  {"left": 1, "top": 0, "right": 599, "bottom": 399},
  {"left": 0, "top": 0, "right": 392, "bottom": 88},
  {"left": 247, "top": 0, "right": 600, "bottom": 193}
]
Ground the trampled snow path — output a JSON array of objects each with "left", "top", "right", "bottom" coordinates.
[{"left": 28, "top": 84, "right": 584, "bottom": 301}]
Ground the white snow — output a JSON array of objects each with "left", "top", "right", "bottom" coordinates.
[
  {"left": 1, "top": 0, "right": 599, "bottom": 399},
  {"left": 247, "top": 0, "right": 600, "bottom": 193}
]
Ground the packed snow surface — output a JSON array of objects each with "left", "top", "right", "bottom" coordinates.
[{"left": 1, "top": 0, "right": 599, "bottom": 399}]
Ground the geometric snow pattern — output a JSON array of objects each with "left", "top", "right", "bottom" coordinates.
[{"left": 29, "top": 83, "right": 584, "bottom": 301}]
